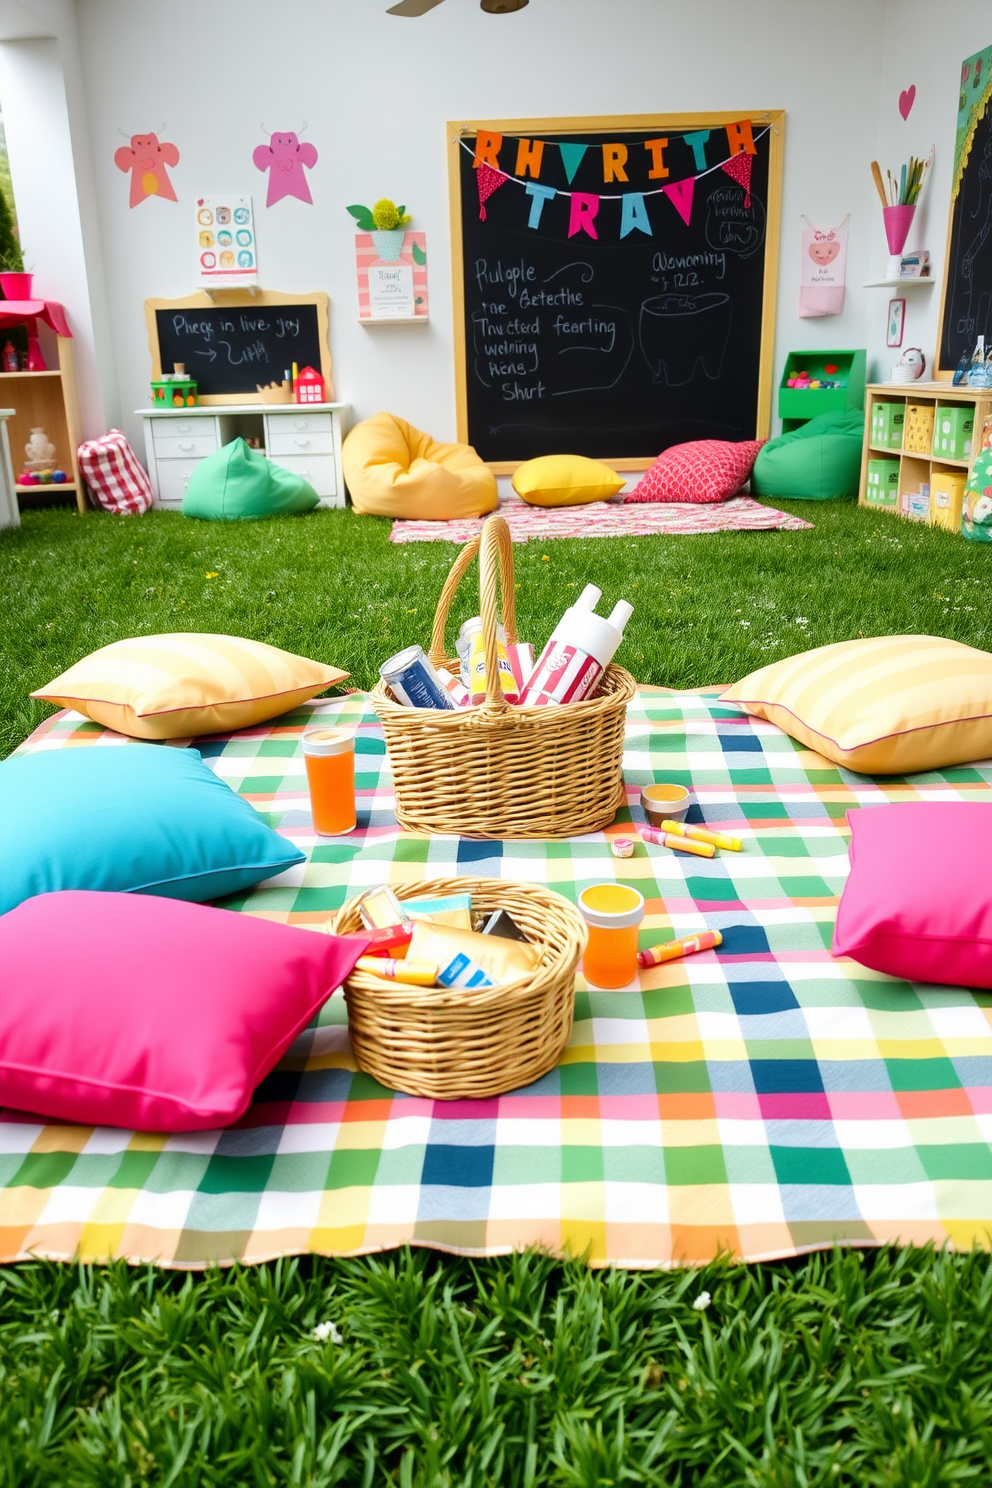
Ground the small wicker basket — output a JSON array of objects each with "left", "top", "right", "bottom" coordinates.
[
  {"left": 372, "top": 514, "right": 635, "bottom": 839},
  {"left": 330, "top": 877, "right": 587, "bottom": 1100}
]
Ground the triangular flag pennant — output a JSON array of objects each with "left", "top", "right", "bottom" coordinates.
[
  {"left": 477, "top": 162, "right": 507, "bottom": 221},
  {"left": 558, "top": 142, "right": 588, "bottom": 185},
  {"left": 720, "top": 152, "right": 753, "bottom": 207},
  {"left": 662, "top": 177, "right": 695, "bottom": 226}
]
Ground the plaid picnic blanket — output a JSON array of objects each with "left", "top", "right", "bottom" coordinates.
[{"left": 3, "top": 689, "right": 992, "bottom": 1270}]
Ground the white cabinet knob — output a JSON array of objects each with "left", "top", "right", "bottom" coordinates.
[
  {"left": 178, "top": 441, "right": 194, "bottom": 451},
  {"left": 294, "top": 438, "right": 310, "bottom": 447},
  {"left": 294, "top": 419, "right": 307, "bottom": 429}
]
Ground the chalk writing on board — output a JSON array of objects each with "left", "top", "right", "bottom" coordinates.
[
  {"left": 154, "top": 301, "right": 325, "bottom": 398},
  {"left": 456, "top": 126, "right": 775, "bottom": 461}
]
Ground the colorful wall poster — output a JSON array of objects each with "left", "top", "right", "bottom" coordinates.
[
  {"left": 954, "top": 45, "right": 992, "bottom": 199},
  {"left": 195, "top": 196, "right": 258, "bottom": 287},
  {"left": 355, "top": 232, "right": 428, "bottom": 321}
]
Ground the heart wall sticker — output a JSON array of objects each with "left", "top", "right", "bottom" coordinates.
[{"left": 899, "top": 85, "right": 917, "bottom": 121}]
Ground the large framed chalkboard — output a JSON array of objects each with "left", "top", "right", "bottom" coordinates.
[
  {"left": 448, "top": 113, "right": 784, "bottom": 469},
  {"left": 144, "top": 290, "right": 332, "bottom": 405},
  {"left": 938, "top": 54, "right": 992, "bottom": 377}
]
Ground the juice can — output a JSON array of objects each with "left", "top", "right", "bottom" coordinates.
[
  {"left": 379, "top": 645, "right": 454, "bottom": 710},
  {"left": 302, "top": 727, "right": 356, "bottom": 836}
]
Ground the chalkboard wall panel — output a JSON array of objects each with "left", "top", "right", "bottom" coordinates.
[
  {"left": 144, "top": 291, "right": 331, "bottom": 405},
  {"left": 449, "top": 114, "right": 783, "bottom": 468},
  {"left": 939, "top": 94, "right": 992, "bottom": 375}
]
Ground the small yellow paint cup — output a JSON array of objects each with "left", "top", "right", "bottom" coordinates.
[{"left": 640, "top": 782, "right": 693, "bottom": 827}]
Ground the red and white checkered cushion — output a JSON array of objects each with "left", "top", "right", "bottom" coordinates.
[
  {"left": 77, "top": 429, "right": 154, "bottom": 515},
  {"left": 625, "top": 439, "right": 765, "bottom": 505}
]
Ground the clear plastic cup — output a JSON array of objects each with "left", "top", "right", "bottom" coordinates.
[{"left": 302, "top": 727, "right": 356, "bottom": 836}]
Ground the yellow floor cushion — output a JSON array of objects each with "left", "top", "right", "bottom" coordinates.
[
  {"left": 512, "top": 454, "right": 625, "bottom": 507},
  {"left": 343, "top": 412, "right": 498, "bottom": 520}
]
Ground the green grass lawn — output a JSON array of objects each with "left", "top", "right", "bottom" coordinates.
[{"left": 1, "top": 500, "right": 992, "bottom": 1486}]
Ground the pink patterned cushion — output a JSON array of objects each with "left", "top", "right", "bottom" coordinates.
[
  {"left": 832, "top": 804, "right": 992, "bottom": 988},
  {"left": 0, "top": 892, "right": 368, "bottom": 1131},
  {"left": 625, "top": 439, "right": 765, "bottom": 504}
]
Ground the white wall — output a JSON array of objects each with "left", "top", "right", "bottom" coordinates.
[
  {"left": 868, "top": 0, "right": 992, "bottom": 383},
  {"left": 0, "top": 0, "right": 118, "bottom": 435},
  {"left": 4, "top": 0, "right": 989, "bottom": 448},
  {"left": 66, "top": 0, "right": 886, "bottom": 452}
]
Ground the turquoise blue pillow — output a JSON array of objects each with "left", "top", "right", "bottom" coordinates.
[{"left": 0, "top": 743, "right": 304, "bottom": 915}]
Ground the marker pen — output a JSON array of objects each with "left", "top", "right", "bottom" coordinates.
[
  {"left": 661, "top": 820, "right": 743, "bottom": 852},
  {"left": 640, "top": 825, "right": 715, "bottom": 858},
  {"left": 355, "top": 956, "right": 439, "bottom": 986},
  {"left": 637, "top": 930, "right": 723, "bottom": 968}
]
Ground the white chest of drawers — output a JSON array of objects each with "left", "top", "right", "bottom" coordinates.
[{"left": 138, "top": 402, "right": 352, "bottom": 510}]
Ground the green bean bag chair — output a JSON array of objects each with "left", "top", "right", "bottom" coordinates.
[
  {"left": 183, "top": 438, "right": 319, "bottom": 521},
  {"left": 750, "top": 409, "right": 864, "bottom": 501}
]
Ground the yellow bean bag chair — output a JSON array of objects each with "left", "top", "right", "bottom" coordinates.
[{"left": 343, "top": 412, "right": 498, "bottom": 520}]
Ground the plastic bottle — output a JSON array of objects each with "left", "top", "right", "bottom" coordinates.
[
  {"left": 519, "top": 584, "right": 634, "bottom": 707},
  {"left": 2, "top": 341, "right": 17, "bottom": 373},
  {"left": 967, "top": 334, "right": 987, "bottom": 388}
]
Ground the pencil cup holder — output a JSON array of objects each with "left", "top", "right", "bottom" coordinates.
[{"left": 882, "top": 205, "right": 915, "bottom": 258}]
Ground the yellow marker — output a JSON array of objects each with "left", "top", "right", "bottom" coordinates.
[
  {"left": 661, "top": 820, "right": 742, "bottom": 852},
  {"left": 639, "top": 826, "right": 714, "bottom": 858},
  {"left": 291, "top": 360, "right": 298, "bottom": 385},
  {"left": 356, "top": 956, "right": 438, "bottom": 987}
]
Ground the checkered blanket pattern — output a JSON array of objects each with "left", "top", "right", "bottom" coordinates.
[
  {"left": 390, "top": 492, "right": 813, "bottom": 544},
  {"left": 3, "top": 689, "right": 992, "bottom": 1270}
]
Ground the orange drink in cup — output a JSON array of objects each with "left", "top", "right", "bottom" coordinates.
[
  {"left": 578, "top": 883, "right": 645, "bottom": 989},
  {"left": 302, "top": 727, "right": 356, "bottom": 836}
]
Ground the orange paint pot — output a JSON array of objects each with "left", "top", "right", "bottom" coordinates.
[
  {"left": 302, "top": 727, "right": 356, "bottom": 836},
  {"left": 578, "top": 883, "right": 645, "bottom": 990}
]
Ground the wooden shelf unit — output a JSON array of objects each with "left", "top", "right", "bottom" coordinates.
[
  {"left": 859, "top": 381, "right": 992, "bottom": 534},
  {"left": 0, "top": 339, "right": 85, "bottom": 514}
]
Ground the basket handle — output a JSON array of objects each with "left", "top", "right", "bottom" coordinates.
[{"left": 429, "top": 514, "right": 517, "bottom": 712}]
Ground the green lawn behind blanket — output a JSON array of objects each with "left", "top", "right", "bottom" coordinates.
[{"left": 1, "top": 500, "right": 992, "bottom": 1485}]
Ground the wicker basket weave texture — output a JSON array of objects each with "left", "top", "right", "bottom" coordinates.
[
  {"left": 372, "top": 514, "right": 635, "bottom": 839},
  {"left": 330, "top": 877, "right": 587, "bottom": 1101}
]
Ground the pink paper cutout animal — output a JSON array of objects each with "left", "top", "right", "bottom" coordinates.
[
  {"left": 114, "top": 133, "right": 180, "bottom": 208},
  {"left": 252, "top": 131, "right": 318, "bottom": 207}
]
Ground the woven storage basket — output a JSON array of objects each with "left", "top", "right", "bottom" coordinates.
[
  {"left": 330, "top": 876, "right": 586, "bottom": 1100},
  {"left": 372, "top": 514, "right": 635, "bottom": 838}
]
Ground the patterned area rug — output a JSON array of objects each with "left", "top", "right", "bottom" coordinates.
[
  {"left": 3, "top": 689, "right": 991, "bottom": 1270},
  {"left": 389, "top": 493, "right": 813, "bottom": 544}
]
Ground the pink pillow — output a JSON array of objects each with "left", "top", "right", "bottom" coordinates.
[
  {"left": 0, "top": 892, "right": 368, "bottom": 1131},
  {"left": 625, "top": 439, "right": 765, "bottom": 504},
  {"left": 832, "top": 804, "right": 992, "bottom": 987}
]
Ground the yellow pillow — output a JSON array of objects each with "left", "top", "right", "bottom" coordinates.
[
  {"left": 512, "top": 454, "right": 624, "bottom": 507},
  {"left": 723, "top": 636, "right": 992, "bottom": 775},
  {"left": 32, "top": 634, "right": 348, "bottom": 740}
]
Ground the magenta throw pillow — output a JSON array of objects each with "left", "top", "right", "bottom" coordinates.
[
  {"left": 0, "top": 892, "right": 368, "bottom": 1131},
  {"left": 832, "top": 804, "right": 992, "bottom": 988},
  {"left": 625, "top": 439, "right": 765, "bottom": 504}
]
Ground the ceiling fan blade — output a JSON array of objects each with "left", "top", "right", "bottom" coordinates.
[{"left": 386, "top": 0, "right": 447, "bottom": 14}]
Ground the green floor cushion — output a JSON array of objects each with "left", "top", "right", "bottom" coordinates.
[
  {"left": 183, "top": 438, "right": 320, "bottom": 520},
  {"left": 751, "top": 409, "right": 864, "bottom": 501}
]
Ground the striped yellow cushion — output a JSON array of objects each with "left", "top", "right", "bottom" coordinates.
[
  {"left": 33, "top": 634, "right": 348, "bottom": 740},
  {"left": 723, "top": 636, "right": 992, "bottom": 774}
]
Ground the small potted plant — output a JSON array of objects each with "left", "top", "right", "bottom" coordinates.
[
  {"left": 346, "top": 197, "right": 411, "bottom": 264},
  {"left": 0, "top": 186, "right": 31, "bottom": 300}
]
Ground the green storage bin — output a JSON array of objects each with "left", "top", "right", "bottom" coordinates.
[
  {"left": 870, "top": 401, "right": 905, "bottom": 449},
  {"left": 932, "top": 405, "right": 974, "bottom": 460},
  {"left": 865, "top": 458, "right": 899, "bottom": 508},
  {"left": 777, "top": 348, "right": 866, "bottom": 430}
]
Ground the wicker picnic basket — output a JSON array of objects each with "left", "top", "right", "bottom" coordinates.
[
  {"left": 372, "top": 514, "right": 636, "bottom": 838},
  {"left": 330, "top": 877, "right": 586, "bottom": 1099}
]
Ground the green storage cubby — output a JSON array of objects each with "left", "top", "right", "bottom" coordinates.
[
  {"left": 778, "top": 348, "right": 866, "bottom": 431},
  {"left": 870, "top": 400, "right": 905, "bottom": 449},
  {"left": 865, "top": 458, "right": 899, "bottom": 508},
  {"left": 932, "top": 405, "right": 974, "bottom": 461}
]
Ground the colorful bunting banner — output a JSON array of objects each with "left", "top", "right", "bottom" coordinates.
[
  {"left": 464, "top": 119, "right": 769, "bottom": 241},
  {"left": 477, "top": 162, "right": 507, "bottom": 221}
]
